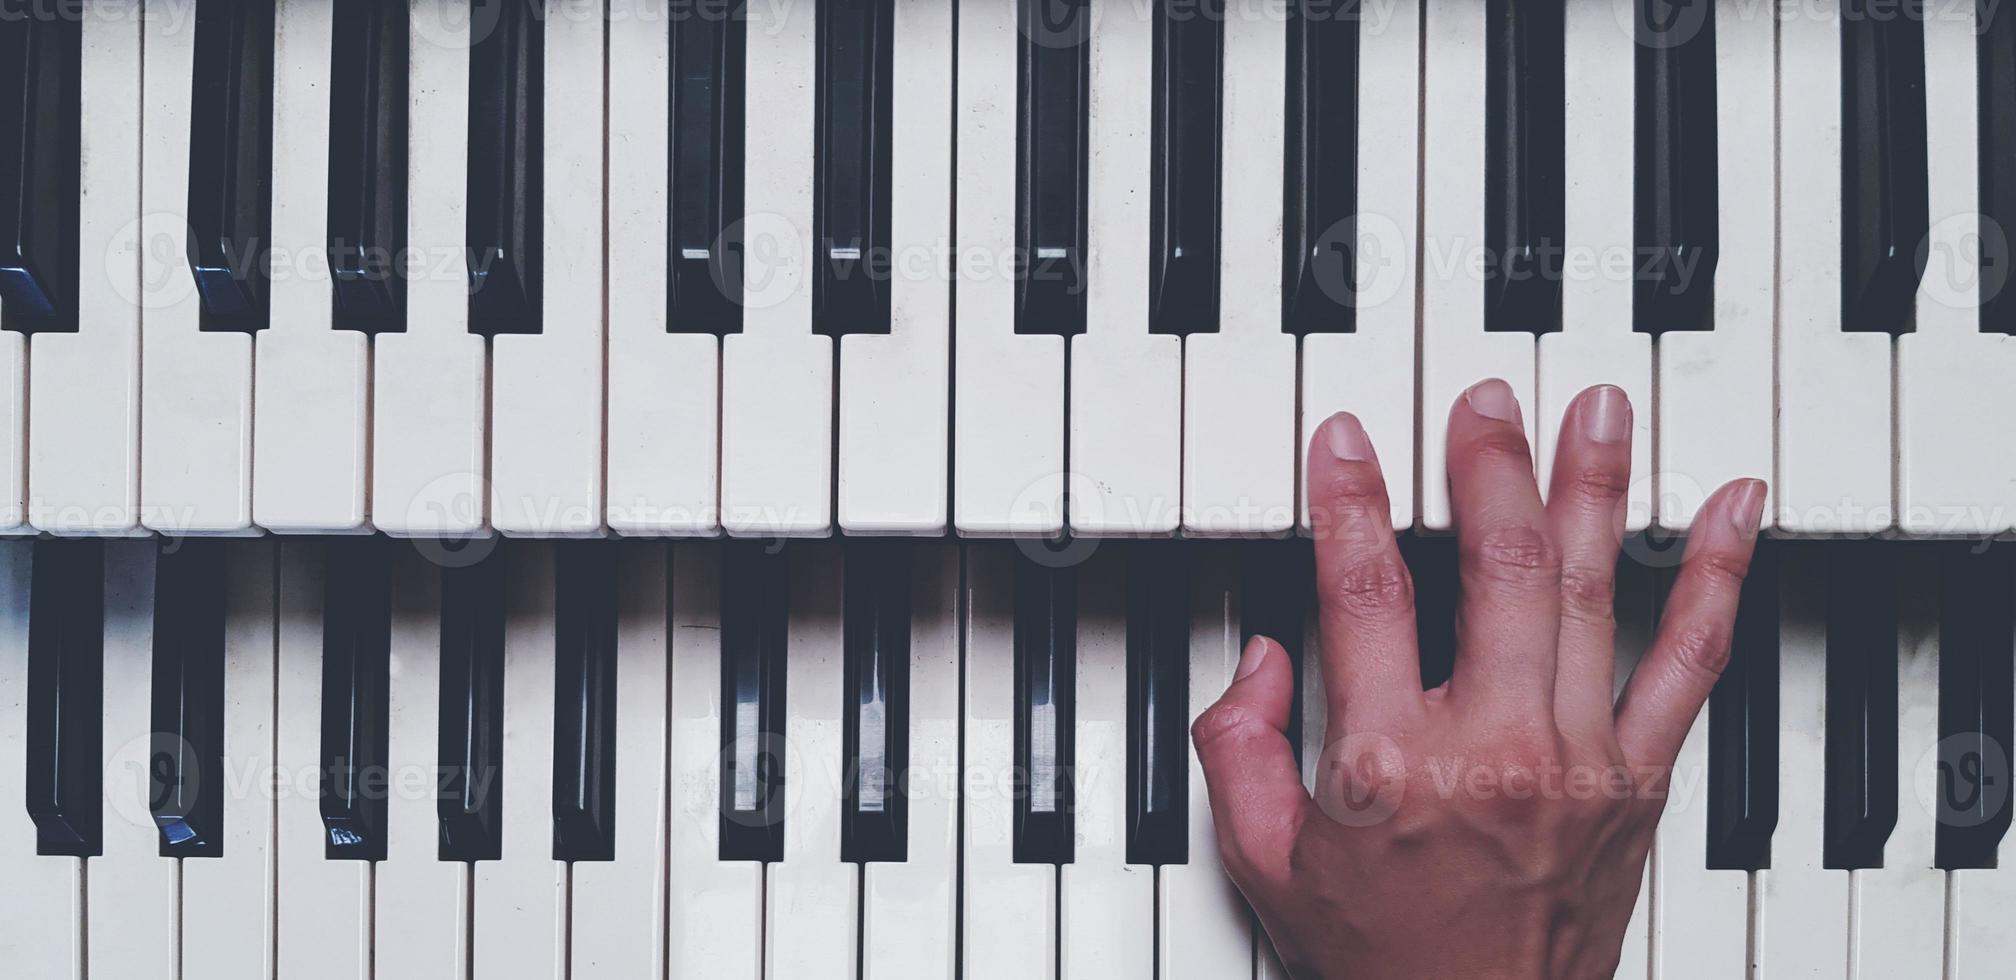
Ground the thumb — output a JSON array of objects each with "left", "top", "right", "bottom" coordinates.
[{"left": 1192, "top": 635, "right": 1311, "bottom": 889}]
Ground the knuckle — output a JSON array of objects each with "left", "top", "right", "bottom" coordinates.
[
  {"left": 1686, "top": 549, "right": 1753, "bottom": 593},
  {"left": 1557, "top": 563, "right": 1615, "bottom": 617},
  {"left": 1666, "top": 621, "right": 1735, "bottom": 680},
  {"left": 1319, "top": 468, "right": 1390, "bottom": 508},
  {"left": 1564, "top": 463, "right": 1632, "bottom": 503},
  {"left": 1325, "top": 554, "right": 1415, "bottom": 619},
  {"left": 1469, "top": 428, "right": 1534, "bottom": 464},
  {"left": 1467, "top": 523, "right": 1561, "bottom": 585},
  {"left": 1191, "top": 702, "right": 1261, "bottom": 753}
]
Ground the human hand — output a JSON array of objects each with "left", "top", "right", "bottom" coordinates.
[{"left": 1192, "top": 380, "right": 1767, "bottom": 979}]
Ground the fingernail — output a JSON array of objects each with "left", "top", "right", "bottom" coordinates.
[
  {"left": 1234, "top": 637, "right": 1271, "bottom": 681},
  {"left": 1581, "top": 385, "right": 1631, "bottom": 444},
  {"left": 1464, "top": 378, "right": 1522, "bottom": 424},
  {"left": 1730, "top": 480, "right": 1766, "bottom": 537},
  {"left": 1324, "top": 413, "right": 1375, "bottom": 462}
]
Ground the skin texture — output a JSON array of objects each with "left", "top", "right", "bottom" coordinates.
[{"left": 1193, "top": 380, "right": 1766, "bottom": 980}]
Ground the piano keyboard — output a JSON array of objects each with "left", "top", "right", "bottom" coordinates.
[
  {"left": 4, "top": 0, "right": 2016, "bottom": 977},
  {"left": 0, "top": 0, "right": 2011, "bottom": 540}
]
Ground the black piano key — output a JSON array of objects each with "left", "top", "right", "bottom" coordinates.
[
  {"left": 1014, "top": 0, "right": 1090, "bottom": 337},
  {"left": 1978, "top": 0, "right": 2016, "bottom": 334},
  {"left": 1403, "top": 535, "right": 1459, "bottom": 690},
  {"left": 186, "top": 0, "right": 275, "bottom": 332},
  {"left": 1483, "top": 0, "right": 1565, "bottom": 335},
  {"left": 813, "top": 0, "right": 893, "bottom": 337},
  {"left": 1013, "top": 547, "right": 1075, "bottom": 864},
  {"left": 1822, "top": 543, "right": 1900, "bottom": 870},
  {"left": 1935, "top": 543, "right": 2015, "bottom": 869},
  {"left": 1126, "top": 542, "right": 1188, "bottom": 867},
  {"left": 1632, "top": 0, "right": 1719, "bottom": 334},
  {"left": 1148, "top": 0, "right": 1222, "bottom": 337},
  {"left": 150, "top": 540, "right": 228, "bottom": 858},
  {"left": 719, "top": 542, "right": 787, "bottom": 863},
  {"left": 1705, "top": 539, "right": 1781, "bottom": 871},
  {"left": 466, "top": 0, "right": 542, "bottom": 336},
  {"left": 327, "top": 0, "right": 409, "bottom": 332},
  {"left": 1281, "top": 0, "right": 1358, "bottom": 336},
  {"left": 552, "top": 542, "right": 618, "bottom": 863},
  {"left": 1839, "top": 0, "right": 1928, "bottom": 335},
  {"left": 840, "top": 539, "right": 910, "bottom": 864},
  {"left": 0, "top": 4, "right": 81, "bottom": 333},
  {"left": 24, "top": 540, "right": 103, "bottom": 857},
  {"left": 668, "top": 0, "right": 745, "bottom": 335},
  {"left": 437, "top": 546, "right": 506, "bottom": 863},
  {"left": 1239, "top": 541, "right": 1309, "bottom": 762},
  {"left": 319, "top": 538, "right": 391, "bottom": 862}
]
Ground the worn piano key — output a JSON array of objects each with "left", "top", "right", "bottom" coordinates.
[
  {"left": 1632, "top": 0, "right": 1718, "bottom": 334},
  {"left": 24, "top": 539, "right": 103, "bottom": 857},
  {"left": 466, "top": 0, "right": 541, "bottom": 336},
  {"left": 0, "top": 5, "right": 82, "bottom": 331},
  {"left": 1483, "top": 0, "right": 1565, "bottom": 335},
  {"left": 1980, "top": 0, "right": 2016, "bottom": 335},
  {"left": 327, "top": 0, "right": 408, "bottom": 329},
  {"left": 1015, "top": 0, "right": 1089, "bottom": 337},
  {"left": 1839, "top": 0, "right": 1928, "bottom": 335},
  {"left": 1936, "top": 543, "right": 2016, "bottom": 869},
  {"left": 720, "top": 542, "right": 787, "bottom": 863},
  {"left": 438, "top": 546, "right": 506, "bottom": 863},
  {"left": 553, "top": 541, "right": 619, "bottom": 862},
  {"left": 1282, "top": 0, "right": 1357, "bottom": 336},
  {"left": 1014, "top": 547, "right": 1075, "bottom": 864},
  {"left": 319, "top": 537, "right": 392, "bottom": 861},
  {"left": 1706, "top": 537, "right": 1781, "bottom": 871},
  {"left": 842, "top": 539, "right": 911, "bottom": 864},
  {"left": 668, "top": 3, "right": 744, "bottom": 334},
  {"left": 814, "top": 0, "right": 893, "bottom": 337},
  {"left": 1126, "top": 542, "right": 1187, "bottom": 867},
  {"left": 1149, "top": 0, "right": 1221, "bottom": 337},
  {"left": 149, "top": 539, "right": 228, "bottom": 856},
  {"left": 187, "top": 0, "right": 275, "bottom": 331},
  {"left": 1822, "top": 543, "right": 1900, "bottom": 870}
]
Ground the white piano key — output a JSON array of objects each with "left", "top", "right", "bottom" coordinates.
[
  {"left": 1648, "top": 721, "right": 1749, "bottom": 979},
  {"left": 472, "top": 542, "right": 567, "bottom": 978},
  {"left": 490, "top": 0, "right": 605, "bottom": 537},
  {"left": 274, "top": 541, "right": 372, "bottom": 980},
  {"left": 1776, "top": 0, "right": 1893, "bottom": 535},
  {"left": 28, "top": 5, "right": 143, "bottom": 535},
  {"left": 569, "top": 541, "right": 672, "bottom": 979},
  {"left": 1061, "top": 548, "right": 1154, "bottom": 978},
  {"left": 860, "top": 541, "right": 960, "bottom": 978},
  {"left": 953, "top": 4, "right": 1066, "bottom": 538},
  {"left": 0, "top": 333, "right": 19, "bottom": 532},
  {"left": 765, "top": 541, "right": 859, "bottom": 978},
  {"left": 1755, "top": 550, "right": 1850, "bottom": 979},
  {"left": 86, "top": 541, "right": 175, "bottom": 980},
  {"left": 138, "top": 0, "right": 256, "bottom": 534},
  {"left": 722, "top": 1, "right": 832, "bottom": 538},
  {"left": 606, "top": 2, "right": 718, "bottom": 537},
  {"left": 961, "top": 544, "right": 1058, "bottom": 980},
  {"left": 1542, "top": 0, "right": 1651, "bottom": 532},
  {"left": 0, "top": 541, "right": 82, "bottom": 976},
  {"left": 373, "top": 0, "right": 486, "bottom": 538},
  {"left": 1898, "top": 5, "right": 2016, "bottom": 537},
  {"left": 1654, "top": 0, "right": 1775, "bottom": 533},
  {"left": 1850, "top": 549, "right": 1943, "bottom": 976},
  {"left": 373, "top": 543, "right": 471, "bottom": 980},
  {"left": 253, "top": 0, "right": 369, "bottom": 534},
  {"left": 839, "top": 0, "right": 953, "bottom": 535},
  {"left": 181, "top": 540, "right": 279, "bottom": 978},
  {"left": 1159, "top": 544, "right": 1255, "bottom": 980},
  {"left": 1068, "top": 0, "right": 1181, "bottom": 537},
  {"left": 1419, "top": 0, "right": 1539, "bottom": 531},
  {"left": 1259, "top": 593, "right": 1329, "bottom": 980},
  {"left": 1299, "top": 2, "right": 1420, "bottom": 534},
  {"left": 667, "top": 541, "right": 763, "bottom": 980},
  {"left": 1183, "top": 0, "right": 1295, "bottom": 538}
]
